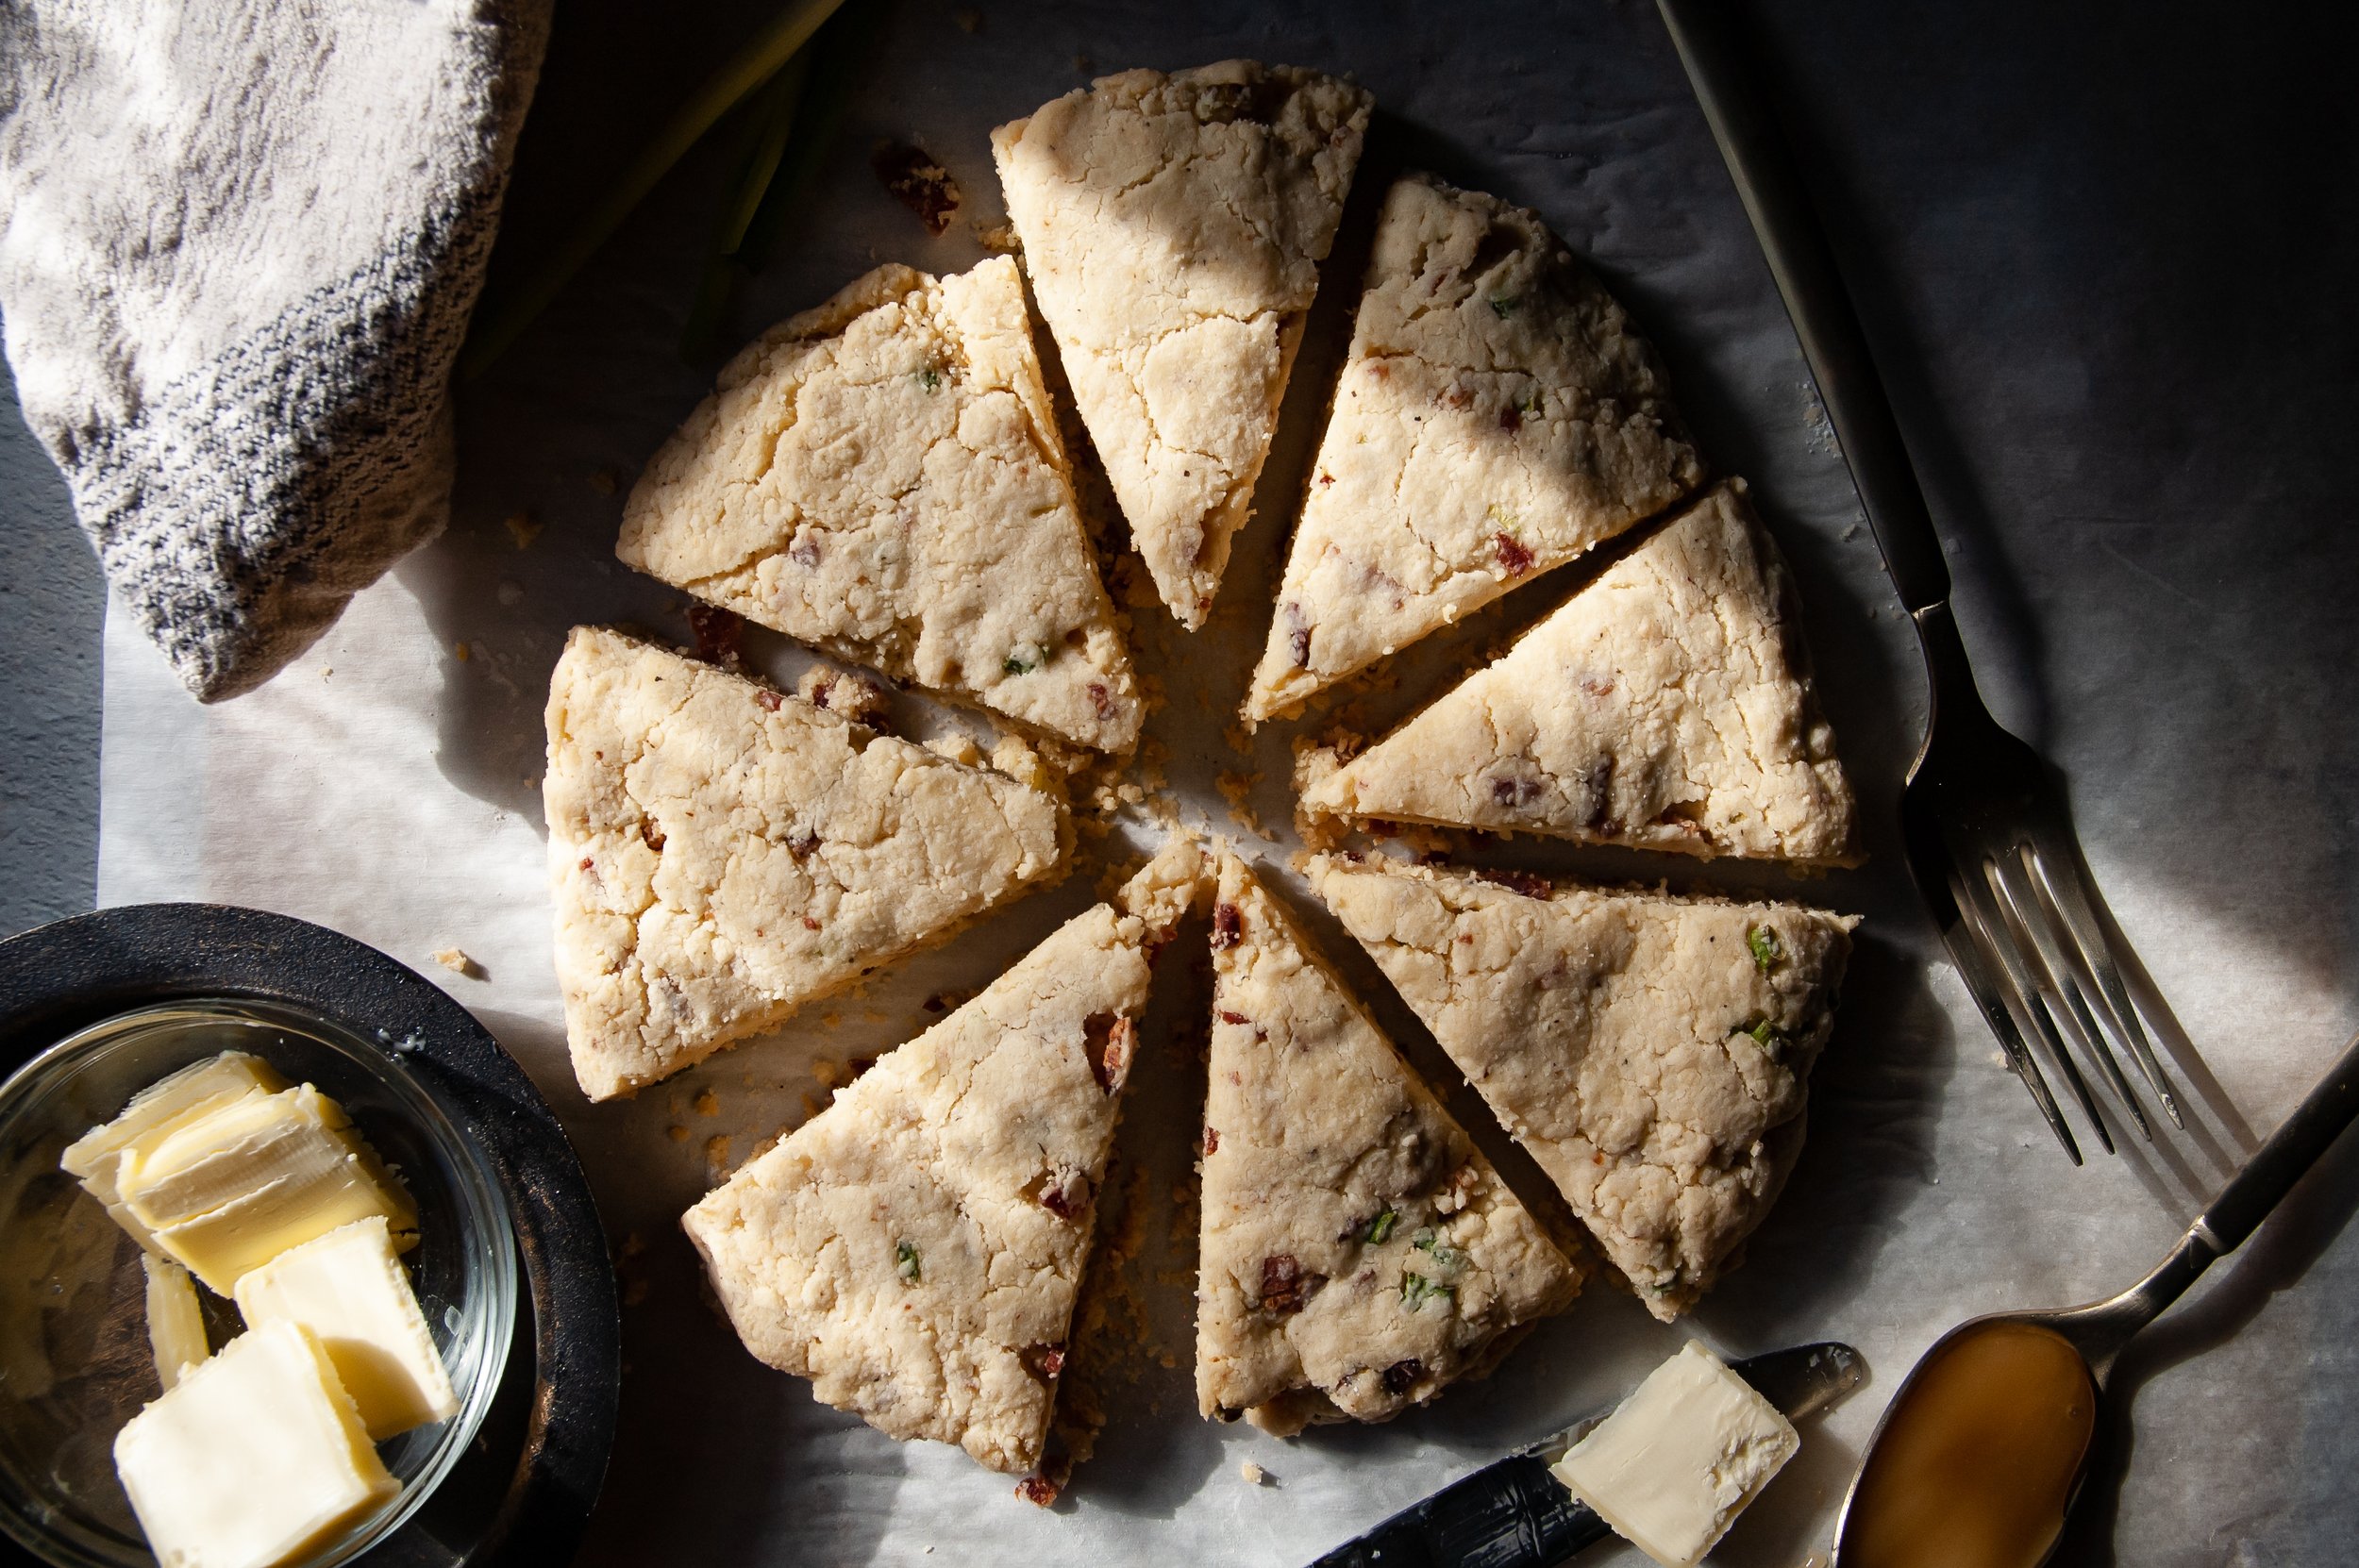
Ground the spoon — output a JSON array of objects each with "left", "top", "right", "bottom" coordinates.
[{"left": 1832, "top": 1026, "right": 2359, "bottom": 1568}]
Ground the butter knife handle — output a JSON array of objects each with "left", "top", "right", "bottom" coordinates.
[
  {"left": 1307, "top": 1452, "right": 1608, "bottom": 1568},
  {"left": 1655, "top": 0, "right": 1952, "bottom": 616}
]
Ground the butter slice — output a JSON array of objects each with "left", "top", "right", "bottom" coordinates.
[
  {"left": 116, "top": 1084, "right": 417, "bottom": 1294},
  {"left": 62, "top": 1051, "right": 287, "bottom": 1252},
  {"left": 235, "top": 1217, "right": 457, "bottom": 1440},
  {"left": 1551, "top": 1341, "right": 1799, "bottom": 1568},
  {"left": 114, "top": 1319, "right": 398, "bottom": 1568},
  {"left": 143, "top": 1256, "right": 209, "bottom": 1392}
]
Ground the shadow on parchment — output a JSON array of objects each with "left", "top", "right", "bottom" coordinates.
[{"left": 2049, "top": 1105, "right": 2359, "bottom": 1568}]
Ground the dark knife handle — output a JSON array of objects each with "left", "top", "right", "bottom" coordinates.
[
  {"left": 1309, "top": 1452, "right": 1607, "bottom": 1568},
  {"left": 1655, "top": 0, "right": 1952, "bottom": 615}
]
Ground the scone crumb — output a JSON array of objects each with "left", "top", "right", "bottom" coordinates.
[
  {"left": 693, "top": 1089, "right": 721, "bottom": 1117},
  {"left": 872, "top": 142, "right": 962, "bottom": 236},
  {"left": 503, "top": 509, "right": 541, "bottom": 549},
  {"left": 1239, "top": 1460, "right": 1267, "bottom": 1486},
  {"left": 798, "top": 664, "right": 891, "bottom": 726},
  {"left": 429, "top": 946, "right": 480, "bottom": 977},
  {"left": 665, "top": 1125, "right": 690, "bottom": 1143},
  {"left": 1214, "top": 771, "right": 1278, "bottom": 842}
]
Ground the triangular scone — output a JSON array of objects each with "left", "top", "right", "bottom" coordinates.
[
  {"left": 993, "top": 61, "right": 1374, "bottom": 628},
  {"left": 544, "top": 626, "right": 1068, "bottom": 1101},
  {"left": 1246, "top": 175, "right": 1703, "bottom": 722},
  {"left": 1302, "top": 482, "right": 1861, "bottom": 865},
  {"left": 617, "top": 258, "right": 1143, "bottom": 754},
  {"left": 1197, "top": 852, "right": 1579, "bottom": 1435},
  {"left": 683, "top": 838, "right": 1207, "bottom": 1474},
  {"left": 1307, "top": 854, "right": 1856, "bottom": 1321}
]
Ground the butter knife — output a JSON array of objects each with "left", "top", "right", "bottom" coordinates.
[{"left": 1307, "top": 1342, "right": 1865, "bottom": 1568}]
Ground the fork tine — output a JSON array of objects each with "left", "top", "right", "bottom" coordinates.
[
  {"left": 1941, "top": 868, "right": 2083, "bottom": 1163},
  {"left": 1988, "top": 851, "right": 2153, "bottom": 1142},
  {"left": 1962, "top": 861, "right": 2116, "bottom": 1156},
  {"left": 2025, "top": 842, "right": 2186, "bottom": 1129}
]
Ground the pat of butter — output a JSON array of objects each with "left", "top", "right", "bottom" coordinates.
[
  {"left": 116, "top": 1084, "right": 418, "bottom": 1294},
  {"left": 142, "top": 1255, "right": 209, "bottom": 1392},
  {"left": 113, "top": 1319, "right": 398, "bottom": 1568},
  {"left": 62, "top": 1052, "right": 287, "bottom": 1252},
  {"left": 235, "top": 1217, "right": 457, "bottom": 1440},
  {"left": 1550, "top": 1341, "right": 1799, "bottom": 1568}
]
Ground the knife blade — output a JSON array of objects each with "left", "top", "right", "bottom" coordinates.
[{"left": 1305, "top": 1343, "right": 1865, "bottom": 1568}]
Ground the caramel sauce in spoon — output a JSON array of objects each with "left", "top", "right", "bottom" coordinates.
[{"left": 1837, "top": 1321, "right": 2096, "bottom": 1568}]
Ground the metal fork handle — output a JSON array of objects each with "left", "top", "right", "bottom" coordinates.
[{"left": 1656, "top": 0, "right": 1953, "bottom": 614}]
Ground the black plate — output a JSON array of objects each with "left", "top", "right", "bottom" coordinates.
[{"left": 0, "top": 905, "right": 617, "bottom": 1568}]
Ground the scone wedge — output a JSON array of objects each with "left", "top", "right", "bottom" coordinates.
[
  {"left": 1197, "top": 852, "right": 1579, "bottom": 1434},
  {"left": 1247, "top": 174, "right": 1702, "bottom": 723},
  {"left": 618, "top": 258, "right": 1143, "bottom": 754},
  {"left": 994, "top": 61, "right": 1374, "bottom": 628},
  {"left": 1307, "top": 854, "right": 1856, "bottom": 1320},
  {"left": 1302, "top": 481, "right": 1861, "bottom": 865},
  {"left": 683, "top": 839, "right": 1208, "bottom": 1474},
  {"left": 544, "top": 626, "right": 1068, "bottom": 1101}
]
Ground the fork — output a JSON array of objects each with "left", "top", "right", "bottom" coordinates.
[{"left": 1658, "top": 0, "right": 2182, "bottom": 1162}]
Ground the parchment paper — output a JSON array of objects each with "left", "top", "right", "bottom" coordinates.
[{"left": 94, "top": 2, "right": 2359, "bottom": 1563}]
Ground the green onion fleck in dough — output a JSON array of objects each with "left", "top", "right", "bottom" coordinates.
[
  {"left": 895, "top": 1240, "right": 922, "bottom": 1282},
  {"left": 1364, "top": 1207, "right": 1398, "bottom": 1245},
  {"left": 1400, "top": 1271, "right": 1455, "bottom": 1310},
  {"left": 1747, "top": 925, "right": 1782, "bottom": 973}
]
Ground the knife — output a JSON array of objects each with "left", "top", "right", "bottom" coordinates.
[{"left": 1306, "top": 1343, "right": 1865, "bottom": 1568}]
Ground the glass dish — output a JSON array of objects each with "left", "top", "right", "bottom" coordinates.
[{"left": 0, "top": 998, "right": 518, "bottom": 1568}]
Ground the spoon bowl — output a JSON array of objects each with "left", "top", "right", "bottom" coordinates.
[{"left": 1832, "top": 1026, "right": 2359, "bottom": 1568}]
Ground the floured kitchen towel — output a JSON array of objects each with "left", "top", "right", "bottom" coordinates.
[{"left": 0, "top": 0, "right": 550, "bottom": 701}]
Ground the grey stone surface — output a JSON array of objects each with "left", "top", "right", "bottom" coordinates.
[{"left": 0, "top": 368, "right": 102, "bottom": 937}]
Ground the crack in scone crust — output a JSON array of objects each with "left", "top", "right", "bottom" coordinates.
[
  {"left": 544, "top": 626, "right": 1068, "bottom": 1100},
  {"left": 1247, "top": 174, "right": 1704, "bottom": 720},
  {"left": 1196, "top": 852, "right": 1578, "bottom": 1432},
  {"left": 1303, "top": 481, "right": 1861, "bottom": 865},
  {"left": 1309, "top": 853, "right": 1856, "bottom": 1322},
  {"left": 617, "top": 259, "right": 1143, "bottom": 754},
  {"left": 683, "top": 840, "right": 1205, "bottom": 1474},
  {"left": 994, "top": 60, "right": 1374, "bottom": 628}
]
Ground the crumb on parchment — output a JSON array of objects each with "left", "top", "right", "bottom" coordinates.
[
  {"left": 873, "top": 142, "right": 962, "bottom": 236},
  {"left": 1239, "top": 1459, "right": 1267, "bottom": 1485},
  {"left": 430, "top": 946, "right": 481, "bottom": 978}
]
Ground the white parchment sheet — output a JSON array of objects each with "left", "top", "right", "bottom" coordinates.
[{"left": 94, "top": 2, "right": 2359, "bottom": 1563}]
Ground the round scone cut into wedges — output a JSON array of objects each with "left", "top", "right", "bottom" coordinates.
[
  {"left": 1306, "top": 853, "right": 1856, "bottom": 1321},
  {"left": 1197, "top": 852, "right": 1579, "bottom": 1435},
  {"left": 1247, "top": 173, "right": 1704, "bottom": 723},
  {"left": 544, "top": 626, "right": 1070, "bottom": 1101},
  {"left": 1301, "top": 480, "right": 1861, "bottom": 866},
  {"left": 993, "top": 60, "right": 1375, "bottom": 629},
  {"left": 683, "top": 839, "right": 1207, "bottom": 1476},
  {"left": 617, "top": 257, "right": 1143, "bottom": 754}
]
